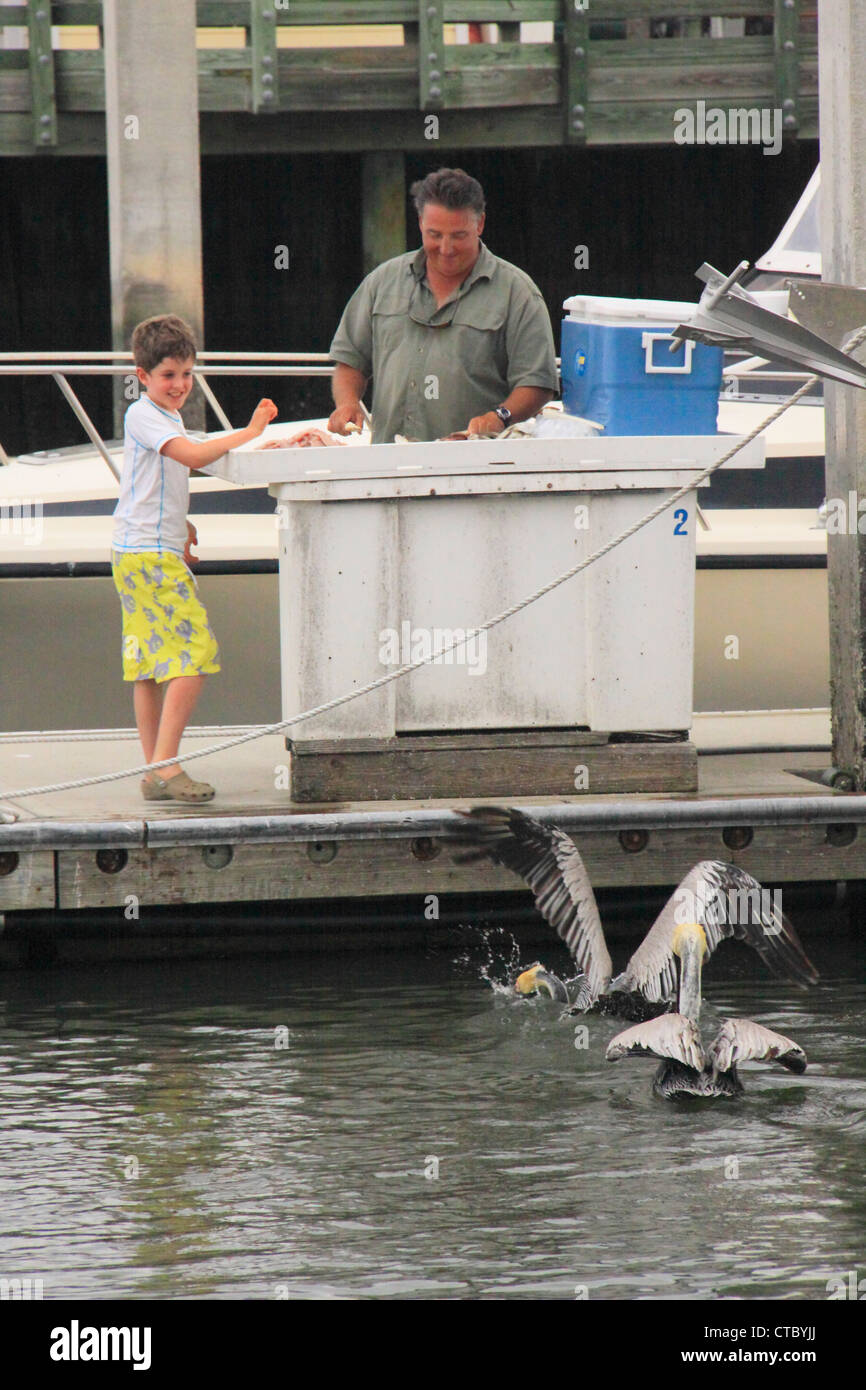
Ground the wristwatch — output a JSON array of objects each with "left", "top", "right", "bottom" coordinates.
[{"left": 494, "top": 405, "right": 512, "bottom": 426}]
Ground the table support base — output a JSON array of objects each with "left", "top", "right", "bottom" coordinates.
[{"left": 285, "top": 730, "right": 697, "bottom": 803}]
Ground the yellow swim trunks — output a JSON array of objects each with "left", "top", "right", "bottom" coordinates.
[{"left": 111, "top": 550, "right": 221, "bottom": 683}]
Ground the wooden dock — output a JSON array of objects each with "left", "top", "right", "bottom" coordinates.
[
  {"left": 0, "top": 1, "right": 817, "bottom": 155},
  {"left": 1, "top": 731, "right": 864, "bottom": 962}
]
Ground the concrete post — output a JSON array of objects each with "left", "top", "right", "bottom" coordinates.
[
  {"left": 818, "top": 2, "right": 866, "bottom": 787},
  {"left": 361, "top": 151, "right": 407, "bottom": 277},
  {"left": 102, "top": 0, "right": 205, "bottom": 433}
]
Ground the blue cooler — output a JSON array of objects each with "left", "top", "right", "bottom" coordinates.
[{"left": 561, "top": 295, "right": 723, "bottom": 435}]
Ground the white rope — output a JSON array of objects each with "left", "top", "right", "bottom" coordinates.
[
  {"left": 2, "top": 335, "right": 861, "bottom": 806},
  {"left": 0, "top": 725, "right": 262, "bottom": 745}
]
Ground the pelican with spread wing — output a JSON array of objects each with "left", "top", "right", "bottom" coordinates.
[{"left": 455, "top": 806, "right": 817, "bottom": 1098}]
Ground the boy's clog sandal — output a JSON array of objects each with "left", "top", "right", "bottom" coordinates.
[
  {"left": 141, "top": 771, "right": 215, "bottom": 803},
  {"left": 141, "top": 776, "right": 172, "bottom": 801}
]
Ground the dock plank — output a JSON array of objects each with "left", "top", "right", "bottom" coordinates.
[
  {"left": 0, "top": 851, "right": 55, "bottom": 911},
  {"left": 50, "top": 817, "right": 866, "bottom": 915}
]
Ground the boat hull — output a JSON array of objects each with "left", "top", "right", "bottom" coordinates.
[{"left": 0, "top": 561, "right": 829, "bottom": 735}]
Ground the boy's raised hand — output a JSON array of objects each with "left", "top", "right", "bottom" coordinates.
[
  {"left": 250, "top": 398, "right": 278, "bottom": 436},
  {"left": 162, "top": 399, "right": 279, "bottom": 471}
]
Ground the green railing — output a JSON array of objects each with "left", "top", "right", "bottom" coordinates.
[{"left": 0, "top": 1, "right": 818, "bottom": 153}]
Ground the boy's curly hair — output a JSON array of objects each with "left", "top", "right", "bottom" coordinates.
[{"left": 132, "top": 314, "right": 197, "bottom": 372}]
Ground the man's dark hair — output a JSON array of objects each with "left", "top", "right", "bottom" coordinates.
[
  {"left": 410, "top": 168, "right": 485, "bottom": 218},
  {"left": 131, "top": 314, "right": 197, "bottom": 371}
]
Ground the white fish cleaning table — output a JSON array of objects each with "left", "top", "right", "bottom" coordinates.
[{"left": 207, "top": 429, "right": 765, "bottom": 801}]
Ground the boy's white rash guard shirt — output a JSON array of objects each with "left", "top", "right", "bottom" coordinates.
[{"left": 112, "top": 395, "right": 189, "bottom": 555}]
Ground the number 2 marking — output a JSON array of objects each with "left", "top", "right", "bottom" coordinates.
[{"left": 673, "top": 508, "right": 688, "bottom": 535}]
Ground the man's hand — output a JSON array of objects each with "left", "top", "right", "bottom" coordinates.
[
  {"left": 466, "top": 410, "right": 505, "bottom": 437},
  {"left": 184, "top": 520, "right": 198, "bottom": 567},
  {"left": 330, "top": 363, "right": 369, "bottom": 435},
  {"left": 249, "top": 398, "right": 278, "bottom": 437},
  {"left": 328, "top": 402, "right": 366, "bottom": 435}
]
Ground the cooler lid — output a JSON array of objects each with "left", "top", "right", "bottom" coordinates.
[{"left": 563, "top": 294, "right": 702, "bottom": 326}]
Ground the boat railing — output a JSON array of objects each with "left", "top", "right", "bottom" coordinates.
[
  {"left": 0, "top": 349, "right": 336, "bottom": 479},
  {"left": 0, "top": 348, "right": 571, "bottom": 477},
  {"left": 2, "top": 345, "right": 814, "bottom": 483},
  {"left": 721, "top": 355, "right": 823, "bottom": 400}
]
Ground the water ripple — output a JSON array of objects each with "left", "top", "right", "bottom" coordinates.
[{"left": 0, "top": 927, "right": 863, "bottom": 1298}]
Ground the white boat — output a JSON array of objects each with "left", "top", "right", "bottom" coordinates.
[{"left": 0, "top": 171, "right": 833, "bottom": 749}]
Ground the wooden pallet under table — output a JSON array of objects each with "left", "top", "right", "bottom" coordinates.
[{"left": 285, "top": 729, "right": 697, "bottom": 802}]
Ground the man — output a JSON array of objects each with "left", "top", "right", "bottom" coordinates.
[{"left": 328, "top": 168, "right": 558, "bottom": 444}]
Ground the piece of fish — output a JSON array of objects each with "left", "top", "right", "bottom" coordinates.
[{"left": 257, "top": 427, "right": 345, "bottom": 449}]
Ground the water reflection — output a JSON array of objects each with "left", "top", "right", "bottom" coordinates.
[{"left": 0, "top": 923, "right": 863, "bottom": 1299}]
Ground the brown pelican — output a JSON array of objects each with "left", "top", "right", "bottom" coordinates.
[
  {"left": 455, "top": 806, "right": 817, "bottom": 1097},
  {"left": 605, "top": 921, "right": 809, "bottom": 1098}
]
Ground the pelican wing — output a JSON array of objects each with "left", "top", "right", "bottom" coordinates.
[
  {"left": 621, "top": 861, "right": 819, "bottom": 1003},
  {"left": 606, "top": 1013, "right": 705, "bottom": 1070},
  {"left": 568, "top": 975, "right": 595, "bottom": 1014},
  {"left": 709, "top": 1018, "right": 807, "bottom": 1076},
  {"left": 453, "top": 807, "right": 612, "bottom": 998}
]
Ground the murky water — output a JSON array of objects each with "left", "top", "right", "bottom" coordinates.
[{"left": 0, "top": 920, "right": 864, "bottom": 1300}]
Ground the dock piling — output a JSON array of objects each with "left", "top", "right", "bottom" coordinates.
[
  {"left": 102, "top": 0, "right": 205, "bottom": 433},
  {"left": 818, "top": 2, "right": 866, "bottom": 790}
]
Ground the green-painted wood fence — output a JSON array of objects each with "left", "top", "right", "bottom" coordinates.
[{"left": 0, "top": 1, "right": 818, "bottom": 154}]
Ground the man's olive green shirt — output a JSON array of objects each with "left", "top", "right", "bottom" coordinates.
[{"left": 329, "top": 243, "right": 558, "bottom": 444}]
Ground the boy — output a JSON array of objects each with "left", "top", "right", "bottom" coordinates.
[{"left": 112, "top": 314, "right": 277, "bottom": 802}]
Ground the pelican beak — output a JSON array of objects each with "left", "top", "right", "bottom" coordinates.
[
  {"left": 515, "top": 965, "right": 542, "bottom": 995},
  {"left": 671, "top": 922, "right": 707, "bottom": 1022}
]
